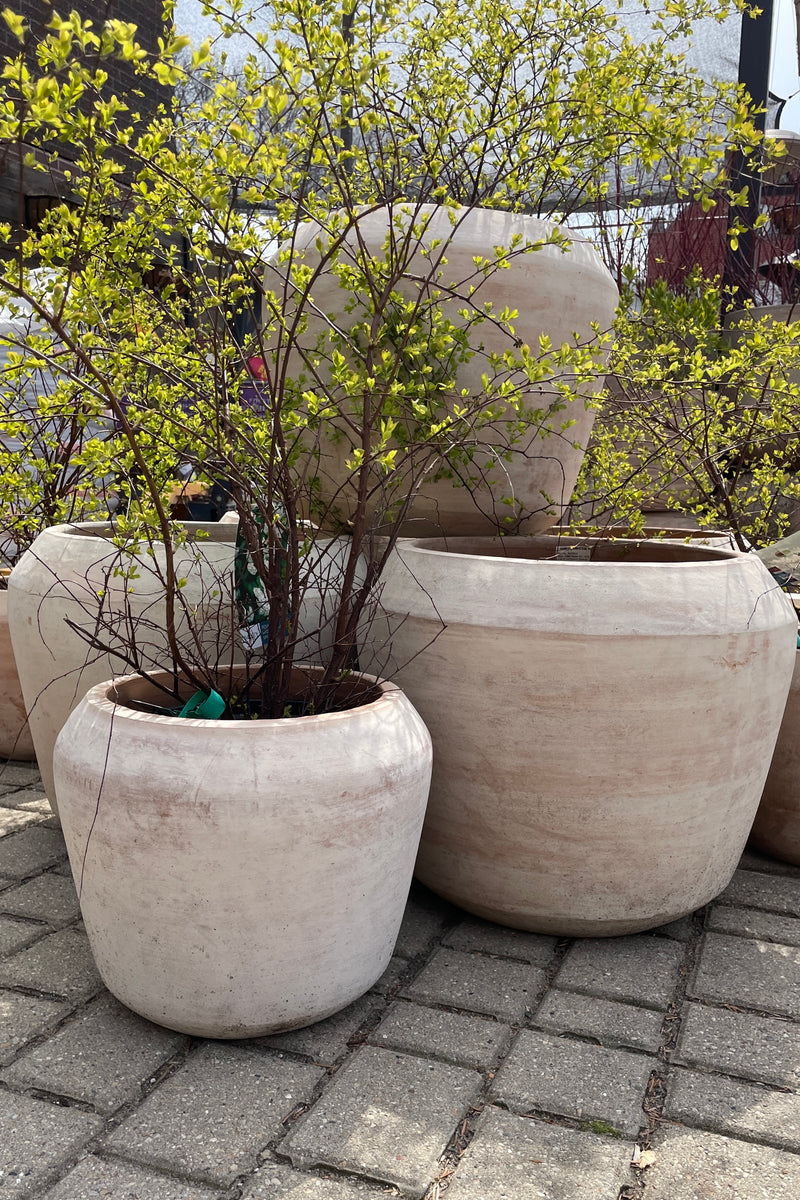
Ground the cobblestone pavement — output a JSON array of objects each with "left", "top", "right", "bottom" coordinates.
[{"left": 3, "top": 759, "right": 800, "bottom": 1199}]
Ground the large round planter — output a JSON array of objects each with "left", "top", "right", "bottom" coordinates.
[
  {"left": 750, "top": 649, "right": 800, "bottom": 864},
  {"left": 0, "top": 589, "right": 35, "bottom": 761},
  {"left": 7, "top": 522, "right": 359, "bottom": 814},
  {"left": 52, "top": 667, "right": 432, "bottom": 1037},
  {"left": 362, "top": 536, "right": 797, "bottom": 936},
  {"left": 270, "top": 204, "right": 618, "bottom": 537}
]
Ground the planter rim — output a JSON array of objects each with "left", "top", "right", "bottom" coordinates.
[
  {"left": 380, "top": 535, "right": 796, "bottom": 636},
  {"left": 29, "top": 520, "right": 232, "bottom": 542},
  {"left": 81, "top": 666, "right": 404, "bottom": 731},
  {"left": 396, "top": 534, "right": 738, "bottom": 566}
]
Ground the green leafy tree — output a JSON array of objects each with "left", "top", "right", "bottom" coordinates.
[
  {"left": 0, "top": 0, "right": 762, "bottom": 714},
  {"left": 572, "top": 278, "right": 800, "bottom": 549}
]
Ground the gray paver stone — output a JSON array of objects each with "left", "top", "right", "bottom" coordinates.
[
  {"left": 369, "top": 1000, "right": 510, "bottom": 1069},
  {"left": 392, "top": 885, "right": 456, "bottom": 958},
  {"left": 707, "top": 904, "right": 800, "bottom": 947},
  {"left": 0, "top": 787, "right": 50, "bottom": 811},
  {"left": 444, "top": 1106, "right": 634, "bottom": 1200},
  {"left": 717, "top": 869, "right": 800, "bottom": 916},
  {"left": 0, "top": 806, "right": 43, "bottom": 835},
  {"left": 739, "top": 848, "right": 800, "bottom": 877},
  {"left": 649, "top": 915, "right": 695, "bottom": 942},
  {"left": 443, "top": 918, "right": 558, "bottom": 965},
  {"left": 534, "top": 989, "right": 664, "bottom": 1053},
  {"left": 0, "top": 988, "right": 66, "bottom": 1066},
  {"left": 0, "top": 826, "right": 66, "bottom": 878},
  {"left": 665, "top": 1066, "right": 800, "bottom": 1151},
  {"left": 0, "top": 1090, "right": 102, "bottom": 1198},
  {"left": 0, "top": 872, "right": 80, "bottom": 926},
  {"left": 369, "top": 956, "right": 409, "bottom": 995},
  {"left": 642, "top": 1124, "right": 800, "bottom": 1199},
  {"left": 0, "top": 926, "right": 103, "bottom": 999},
  {"left": 0, "top": 913, "right": 45, "bottom": 956},
  {"left": 43, "top": 1155, "right": 225, "bottom": 1200},
  {"left": 675, "top": 1001, "right": 800, "bottom": 1088},
  {"left": 258, "top": 993, "right": 384, "bottom": 1064},
  {"left": 0, "top": 763, "right": 42, "bottom": 789},
  {"left": 555, "top": 936, "right": 684, "bottom": 1010},
  {"left": 106, "top": 1044, "right": 323, "bottom": 1185},
  {"left": 401, "top": 947, "right": 545, "bottom": 1021},
  {"left": 491, "top": 1028, "right": 655, "bottom": 1137},
  {"left": 2, "top": 992, "right": 185, "bottom": 1113},
  {"left": 690, "top": 932, "right": 800, "bottom": 1018},
  {"left": 242, "top": 1162, "right": 402, "bottom": 1199},
  {"left": 282, "top": 1045, "right": 482, "bottom": 1197}
]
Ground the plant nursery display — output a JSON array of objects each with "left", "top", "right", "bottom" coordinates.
[{"left": 0, "top": 0, "right": 779, "bottom": 1027}]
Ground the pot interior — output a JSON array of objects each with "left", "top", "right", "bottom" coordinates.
[
  {"left": 550, "top": 525, "right": 731, "bottom": 543},
  {"left": 65, "top": 522, "right": 235, "bottom": 545},
  {"left": 410, "top": 535, "right": 735, "bottom": 564},
  {"left": 107, "top": 664, "right": 382, "bottom": 719}
]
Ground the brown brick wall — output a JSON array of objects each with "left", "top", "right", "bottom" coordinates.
[
  {"left": 0, "top": 2, "right": 172, "bottom": 225},
  {"left": 0, "top": 1, "right": 169, "bottom": 112}
]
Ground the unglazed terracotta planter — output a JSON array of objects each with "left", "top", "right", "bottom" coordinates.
[
  {"left": 362, "top": 536, "right": 797, "bottom": 936},
  {"left": 750, "top": 649, "right": 800, "bottom": 865},
  {"left": 7, "top": 522, "right": 359, "bottom": 814},
  {"left": 53, "top": 667, "right": 432, "bottom": 1037},
  {"left": 268, "top": 204, "right": 618, "bottom": 536},
  {"left": 0, "top": 589, "right": 35, "bottom": 760}
]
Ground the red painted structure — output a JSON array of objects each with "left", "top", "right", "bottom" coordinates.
[{"left": 646, "top": 139, "right": 800, "bottom": 302}]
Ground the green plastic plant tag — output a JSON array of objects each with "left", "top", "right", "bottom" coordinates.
[{"left": 178, "top": 688, "right": 225, "bottom": 720}]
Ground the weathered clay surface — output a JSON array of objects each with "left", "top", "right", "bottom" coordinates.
[
  {"left": 751, "top": 650, "right": 800, "bottom": 865},
  {"left": 269, "top": 205, "right": 618, "bottom": 537},
  {"left": 363, "top": 536, "right": 798, "bottom": 935},
  {"left": 0, "top": 591, "right": 35, "bottom": 760},
  {"left": 52, "top": 668, "right": 432, "bottom": 1037}
]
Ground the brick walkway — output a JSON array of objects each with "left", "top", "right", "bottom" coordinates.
[{"left": 3, "top": 758, "right": 800, "bottom": 1199}]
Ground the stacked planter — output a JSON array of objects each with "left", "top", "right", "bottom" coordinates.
[{"left": 272, "top": 205, "right": 618, "bottom": 537}]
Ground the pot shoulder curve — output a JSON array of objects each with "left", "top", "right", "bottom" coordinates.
[{"left": 380, "top": 539, "right": 796, "bottom": 637}]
